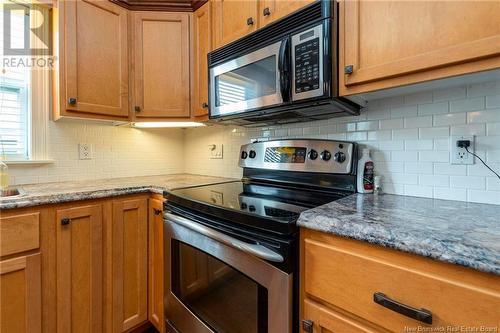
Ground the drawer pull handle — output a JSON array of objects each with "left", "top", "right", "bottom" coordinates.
[
  {"left": 61, "top": 218, "right": 71, "bottom": 226},
  {"left": 373, "top": 292, "right": 432, "bottom": 324},
  {"left": 153, "top": 208, "right": 162, "bottom": 216},
  {"left": 302, "top": 319, "right": 313, "bottom": 332}
]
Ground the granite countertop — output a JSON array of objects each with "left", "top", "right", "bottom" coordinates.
[
  {"left": 0, "top": 174, "right": 236, "bottom": 210},
  {"left": 298, "top": 193, "right": 500, "bottom": 275}
]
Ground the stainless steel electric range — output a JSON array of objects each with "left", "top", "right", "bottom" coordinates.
[{"left": 163, "top": 139, "right": 358, "bottom": 333}]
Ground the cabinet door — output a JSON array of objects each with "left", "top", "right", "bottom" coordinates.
[
  {"left": 302, "top": 299, "right": 382, "bottom": 333},
  {"left": 213, "top": 0, "right": 259, "bottom": 48},
  {"left": 0, "top": 254, "right": 42, "bottom": 333},
  {"left": 133, "top": 12, "right": 190, "bottom": 119},
  {"left": 56, "top": 204, "right": 103, "bottom": 333},
  {"left": 192, "top": 2, "right": 212, "bottom": 119},
  {"left": 61, "top": 0, "right": 129, "bottom": 118},
  {"left": 148, "top": 198, "right": 165, "bottom": 333},
  {"left": 340, "top": 0, "right": 500, "bottom": 95},
  {"left": 112, "top": 198, "right": 148, "bottom": 332},
  {"left": 259, "top": 0, "right": 315, "bottom": 27}
]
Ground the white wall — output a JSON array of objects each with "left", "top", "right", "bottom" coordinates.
[
  {"left": 8, "top": 120, "right": 185, "bottom": 185},
  {"left": 184, "top": 80, "right": 500, "bottom": 205}
]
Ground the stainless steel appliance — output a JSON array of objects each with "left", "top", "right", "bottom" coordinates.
[
  {"left": 207, "top": 1, "right": 360, "bottom": 126},
  {"left": 164, "top": 139, "right": 358, "bottom": 333}
]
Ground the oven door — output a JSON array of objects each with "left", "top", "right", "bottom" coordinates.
[
  {"left": 164, "top": 212, "right": 292, "bottom": 333},
  {"left": 209, "top": 38, "right": 290, "bottom": 119}
]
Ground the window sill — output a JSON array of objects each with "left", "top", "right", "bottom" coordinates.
[{"left": 2, "top": 159, "right": 55, "bottom": 165}]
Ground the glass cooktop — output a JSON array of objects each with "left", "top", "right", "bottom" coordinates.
[{"left": 166, "top": 181, "right": 349, "bottom": 235}]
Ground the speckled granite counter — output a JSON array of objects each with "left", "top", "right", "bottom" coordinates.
[
  {"left": 0, "top": 174, "right": 236, "bottom": 210},
  {"left": 298, "top": 194, "right": 500, "bottom": 275}
]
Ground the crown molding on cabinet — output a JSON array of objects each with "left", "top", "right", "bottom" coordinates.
[{"left": 109, "top": 0, "right": 207, "bottom": 12}]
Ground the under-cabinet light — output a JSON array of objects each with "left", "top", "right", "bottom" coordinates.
[{"left": 132, "top": 122, "right": 206, "bottom": 128}]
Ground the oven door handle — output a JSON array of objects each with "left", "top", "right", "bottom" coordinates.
[{"left": 166, "top": 213, "right": 284, "bottom": 263}]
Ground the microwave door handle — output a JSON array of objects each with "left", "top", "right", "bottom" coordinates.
[
  {"left": 166, "top": 212, "right": 284, "bottom": 263},
  {"left": 278, "top": 38, "right": 291, "bottom": 102}
]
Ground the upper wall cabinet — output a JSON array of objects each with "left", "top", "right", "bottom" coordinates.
[
  {"left": 212, "top": 0, "right": 315, "bottom": 48},
  {"left": 339, "top": 0, "right": 500, "bottom": 96},
  {"left": 192, "top": 2, "right": 212, "bottom": 119},
  {"left": 54, "top": 0, "right": 129, "bottom": 120},
  {"left": 258, "top": 0, "right": 315, "bottom": 27},
  {"left": 132, "top": 12, "right": 191, "bottom": 119},
  {"left": 213, "top": 0, "right": 259, "bottom": 48}
]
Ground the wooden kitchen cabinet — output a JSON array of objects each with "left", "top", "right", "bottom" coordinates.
[
  {"left": 213, "top": 0, "right": 259, "bottom": 48},
  {"left": 339, "top": 0, "right": 500, "bottom": 95},
  {"left": 300, "top": 229, "right": 500, "bottom": 333},
  {"left": 112, "top": 197, "right": 148, "bottom": 332},
  {"left": 192, "top": 2, "right": 212, "bottom": 119},
  {"left": 56, "top": 204, "right": 104, "bottom": 333},
  {"left": 54, "top": 0, "right": 130, "bottom": 120},
  {"left": 148, "top": 196, "right": 165, "bottom": 333},
  {"left": 132, "top": 12, "right": 191, "bottom": 119},
  {"left": 258, "top": 0, "right": 315, "bottom": 27},
  {"left": 0, "top": 254, "right": 42, "bottom": 333}
]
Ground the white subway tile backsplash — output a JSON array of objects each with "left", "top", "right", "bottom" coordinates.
[
  {"left": 468, "top": 109, "right": 500, "bottom": 123},
  {"left": 419, "top": 127, "right": 449, "bottom": 139},
  {"left": 391, "top": 105, "right": 418, "bottom": 118},
  {"left": 384, "top": 173, "right": 418, "bottom": 185},
  {"left": 378, "top": 140, "right": 404, "bottom": 151},
  {"left": 418, "top": 102, "right": 448, "bottom": 116},
  {"left": 486, "top": 95, "right": 500, "bottom": 108},
  {"left": 433, "top": 86, "right": 466, "bottom": 102},
  {"left": 418, "top": 151, "right": 449, "bottom": 162},
  {"left": 467, "top": 81, "right": 500, "bottom": 97},
  {"left": 419, "top": 175, "right": 450, "bottom": 187},
  {"left": 380, "top": 118, "right": 404, "bottom": 130},
  {"left": 487, "top": 150, "right": 500, "bottom": 162},
  {"left": 347, "top": 132, "right": 368, "bottom": 141},
  {"left": 393, "top": 128, "right": 419, "bottom": 140},
  {"left": 450, "top": 176, "right": 486, "bottom": 190},
  {"left": 451, "top": 123, "right": 486, "bottom": 136},
  {"left": 404, "top": 116, "right": 432, "bottom": 129},
  {"left": 391, "top": 151, "right": 418, "bottom": 162},
  {"left": 434, "top": 188, "right": 467, "bottom": 201},
  {"left": 434, "top": 163, "right": 467, "bottom": 176},
  {"left": 368, "top": 130, "right": 392, "bottom": 141},
  {"left": 487, "top": 178, "right": 500, "bottom": 191},
  {"left": 404, "top": 91, "right": 433, "bottom": 105},
  {"left": 376, "top": 161, "right": 405, "bottom": 173},
  {"left": 433, "top": 138, "right": 450, "bottom": 151},
  {"left": 433, "top": 113, "right": 466, "bottom": 126},
  {"left": 486, "top": 123, "right": 500, "bottom": 136},
  {"left": 467, "top": 190, "right": 500, "bottom": 205},
  {"left": 404, "top": 162, "right": 433, "bottom": 174},
  {"left": 449, "top": 97, "right": 484, "bottom": 113},
  {"left": 468, "top": 162, "right": 500, "bottom": 177},
  {"left": 404, "top": 184, "right": 433, "bottom": 198},
  {"left": 405, "top": 140, "right": 433, "bottom": 151},
  {"left": 356, "top": 121, "right": 379, "bottom": 131}
]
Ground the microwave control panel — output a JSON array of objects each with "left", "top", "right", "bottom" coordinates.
[
  {"left": 291, "top": 24, "right": 324, "bottom": 101},
  {"left": 294, "top": 38, "right": 320, "bottom": 93}
]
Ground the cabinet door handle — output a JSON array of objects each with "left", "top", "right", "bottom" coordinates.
[
  {"left": 344, "top": 65, "right": 353, "bottom": 74},
  {"left": 247, "top": 17, "right": 254, "bottom": 25},
  {"left": 61, "top": 218, "right": 71, "bottom": 225},
  {"left": 202, "top": 102, "right": 209, "bottom": 109},
  {"left": 263, "top": 7, "right": 271, "bottom": 16},
  {"left": 134, "top": 106, "right": 141, "bottom": 113},
  {"left": 68, "top": 97, "right": 77, "bottom": 105},
  {"left": 373, "top": 292, "right": 432, "bottom": 324},
  {"left": 302, "top": 319, "right": 313, "bottom": 332},
  {"left": 153, "top": 208, "right": 162, "bottom": 216}
]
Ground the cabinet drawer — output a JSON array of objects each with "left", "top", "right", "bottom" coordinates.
[
  {"left": 0, "top": 213, "right": 40, "bottom": 257},
  {"left": 303, "top": 236, "right": 500, "bottom": 332}
]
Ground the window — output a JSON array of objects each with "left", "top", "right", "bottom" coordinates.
[
  {"left": 0, "top": 6, "right": 30, "bottom": 159},
  {"left": 0, "top": 2, "right": 50, "bottom": 162}
]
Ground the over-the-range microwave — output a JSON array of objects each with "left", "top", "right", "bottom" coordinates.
[{"left": 207, "top": 0, "right": 360, "bottom": 127}]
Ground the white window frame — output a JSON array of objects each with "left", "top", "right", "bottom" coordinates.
[{"left": 1, "top": 1, "right": 51, "bottom": 165}]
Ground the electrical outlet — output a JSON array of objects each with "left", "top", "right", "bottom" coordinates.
[
  {"left": 450, "top": 135, "right": 474, "bottom": 165},
  {"left": 78, "top": 143, "right": 93, "bottom": 160},
  {"left": 209, "top": 144, "right": 223, "bottom": 159}
]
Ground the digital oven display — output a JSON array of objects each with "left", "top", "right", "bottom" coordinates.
[{"left": 264, "top": 147, "right": 307, "bottom": 163}]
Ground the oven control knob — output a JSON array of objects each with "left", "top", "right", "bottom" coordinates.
[
  {"left": 308, "top": 149, "right": 318, "bottom": 160},
  {"left": 241, "top": 151, "right": 248, "bottom": 159},
  {"left": 241, "top": 202, "right": 247, "bottom": 209},
  {"left": 334, "top": 151, "right": 346, "bottom": 163},
  {"left": 249, "top": 205, "right": 256, "bottom": 212},
  {"left": 249, "top": 150, "right": 257, "bottom": 159},
  {"left": 321, "top": 150, "right": 331, "bottom": 161}
]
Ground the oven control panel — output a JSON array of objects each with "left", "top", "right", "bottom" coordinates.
[{"left": 239, "top": 139, "right": 356, "bottom": 174}]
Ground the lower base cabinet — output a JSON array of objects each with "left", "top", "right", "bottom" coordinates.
[
  {"left": 300, "top": 229, "right": 500, "bottom": 333},
  {"left": 0, "top": 254, "right": 42, "bottom": 333},
  {"left": 56, "top": 204, "right": 104, "bottom": 333}
]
